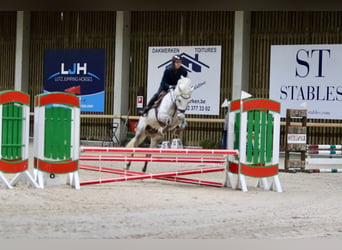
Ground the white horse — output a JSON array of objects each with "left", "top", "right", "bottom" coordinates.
[{"left": 126, "top": 76, "right": 194, "bottom": 172}]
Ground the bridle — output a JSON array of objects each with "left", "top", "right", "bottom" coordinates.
[
  {"left": 154, "top": 87, "right": 191, "bottom": 127},
  {"left": 171, "top": 88, "right": 191, "bottom": 113}
]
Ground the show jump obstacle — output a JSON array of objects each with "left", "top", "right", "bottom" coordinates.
[
  {"left": 283, "top": 108, "right": 342, "bottom": 173},
  {"left": 306, "top": 144, "right": 342, "bottom": 173},
  {"left": 33, "top": 92, "right": 80, "bottom": 189},
  {"left": 0, "top": 90, "right": 39, "bottom": 189},
  {"left": 0, "top": 90, "right": 282, "bottom": 192},
  {"left": 80, "top": 98, "right": 283, "bottom": 192}
]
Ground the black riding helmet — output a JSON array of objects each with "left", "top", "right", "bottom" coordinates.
[{"left": 172, "top": 54, "right": 182, "bottom": 63}]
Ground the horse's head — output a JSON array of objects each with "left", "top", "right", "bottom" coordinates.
[{"left": 173, "top": 76, "right": 194, "bottom": 113}]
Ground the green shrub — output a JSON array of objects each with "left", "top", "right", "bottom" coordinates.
[{"left": 199, "top": 139, "right": 220, "bottom": 149}]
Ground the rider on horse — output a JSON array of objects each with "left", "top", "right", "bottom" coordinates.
[{"left": 140, "top": 54, "right": 188, "bottom": 116}]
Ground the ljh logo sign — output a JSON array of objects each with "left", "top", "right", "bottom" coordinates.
[
  {"left": 44, "top": 48, "right": 105, "bottom": 112},
  {"left": 48, "top": 62, "right": 101, "bottom": 81}
]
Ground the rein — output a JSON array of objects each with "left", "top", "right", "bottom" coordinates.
[
  {"left": 172, "top": 89, "right": 187, "bottom": 113},
  {"left": 173, "top": 89, "right": 190, "bottom": 113}
]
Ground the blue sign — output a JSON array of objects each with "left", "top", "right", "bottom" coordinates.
[{"left": 44, "top": 49, "right": 106, "bottom": 112}]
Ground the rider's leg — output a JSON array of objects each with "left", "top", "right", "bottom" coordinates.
[
  {"left": 140, "top": 96, "right": 155, "bottom": 115},
  {"left": 140, "top": 91, "right": 160, "bottom": 115}
]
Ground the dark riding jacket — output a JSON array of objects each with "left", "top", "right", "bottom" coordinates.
[
  {"left": 146, "top": 63, "right": 189, "bottom": 109},
  {"left": 159, "top": 64, "right": 188, "bottom": 92}
]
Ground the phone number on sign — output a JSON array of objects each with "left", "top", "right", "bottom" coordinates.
[{"left": 187, "top": 105, "right": 211, "bottom": 111}]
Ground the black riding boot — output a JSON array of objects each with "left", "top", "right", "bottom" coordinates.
[
  {"left": 139, "top": 106, "right": 150, "bottom": 116},
  {"left": 139, "top": 93, "right": 159, "bottom": 116}
]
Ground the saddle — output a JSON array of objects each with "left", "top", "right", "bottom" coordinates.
[
  {"left": 151, "top": 90, "right": 171, "bottom": 128},
  {"left": 151, "top": 90, "right": 168, "bottom": 109}
]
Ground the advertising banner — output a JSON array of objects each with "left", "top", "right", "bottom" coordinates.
[
  {"left": 147, "top": 46, "right": 222, "bottom": 115},
  {"left": 44, "top": 48, "right": 105, "bottom": 112},
  {"left": 270, "top": 44, "right": 342, "bottom": 120}
]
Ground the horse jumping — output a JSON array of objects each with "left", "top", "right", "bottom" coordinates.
[{"left": 126, "top": 76, "right": 194, "bottom": 172}]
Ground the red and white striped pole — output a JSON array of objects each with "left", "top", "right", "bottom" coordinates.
[
  {"left": 80, "top": 164, "right": 224, "bottom": 188},
  {"left": 80, "top": 155, "right": 226, "bottom": 164},
  {"left": 80, "top": 146, "right": 238, "bottom": 156},
  {"left": 80, "top": 165, "right": 225, "bottom": 186}
]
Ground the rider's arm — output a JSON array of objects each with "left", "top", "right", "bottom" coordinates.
[
  {"left": 160, "top": 68, "right": 171, "bottom": 91},
  {"left": 181, "top": 67, "right": 188, "bottom": 77}
]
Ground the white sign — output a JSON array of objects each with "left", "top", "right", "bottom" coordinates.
[
  {"left": 270, "top": 44, "right": 342, "bottom": 120},
  {"left": 287, "top": 134, "right": 307, "bottom": 144},
  {"left": 147, "top": 46, "right": 222, "bottom": 115},
  {"left": 137, "top": 96, "right": 143, "bottom": 108}
]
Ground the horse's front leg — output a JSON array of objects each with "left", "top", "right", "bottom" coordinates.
[
  {"left": 157, "top": 113, "right": 173, "bottom": 135},
  {"left": 173, "top": 113, "right": 187, "bottom": 137},
  {"left": 177, "top": 112, "right": 187, "bottom": 129}
]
